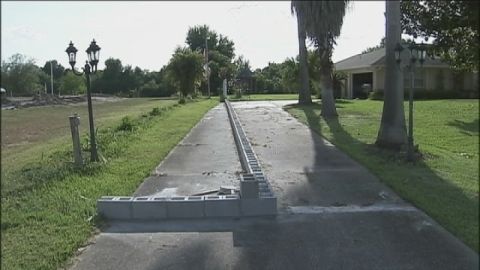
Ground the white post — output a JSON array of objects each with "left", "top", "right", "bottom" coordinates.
[
  {"left": 223, "top": 79, "right": 227, "bottom": 99},
  {"left": 69, "top": 114, "right": 83, "bottom": 167}
]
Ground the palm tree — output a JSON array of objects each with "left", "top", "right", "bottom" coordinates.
[
  {"left": 291, "top": 0, "right": 350, "bottom": 118},
  {"left": 375, "top": 0, "right": 407, "bottom": 149},
  {"left": 291, "top": 4, "right": 312, "bottom": 105},
  {"left": 166, "top": 46, "right": 204, "bottom": 99}
]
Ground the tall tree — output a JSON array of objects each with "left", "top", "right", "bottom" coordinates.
[
  {"left": 185, "top": 25, "right": 236, "bottom": 95},
  {"left": 101, "top": 58, "right": 124, "bottom": 94},
  {"left": 401, "top": 0, "right": 479, "bottom": 72},
  {"left": 0, "top": 54, "right": 43, "bottom": 96},
  {"left": 281, "top": 57, "right": 300, "bottom": 94},
  {"left": 292, "top": 3, "right": 312, "bottom": 104},
  {"left": 291, "top": 1, "right": 349, "bottom": 118},
  {"left": 166, "top": 46, "right": 204, "bottom": 98},
  {"left": 41, "top": 60, "right": 65, "bottom": 94},
  {"left": 375, "top": 0, "right": 407, "bottom": 149},
  {"left": 59, "top": 72, "right": 86, "bottom": 95}
]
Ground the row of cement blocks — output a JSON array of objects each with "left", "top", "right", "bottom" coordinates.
[
  {"left": 225, "top": 100, "right": 262, "bottom": 175},
  {"left": 97, "top": 194, "right": 276, "bottom": 220},
  {"left": 225, "top": 101, "right": 276, "bottom": 215}
]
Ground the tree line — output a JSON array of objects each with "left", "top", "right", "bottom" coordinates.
[{"left": 2, "top": 24, "right": 343, "bottom": 99}]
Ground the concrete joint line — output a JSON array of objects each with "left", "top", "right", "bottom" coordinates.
[{"left": 287, "top": 204, "right": 418, "bottom": 215}]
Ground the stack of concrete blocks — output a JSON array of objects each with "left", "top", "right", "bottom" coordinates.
[
  {"left": 98, "top": 194, "right": 242, "bottom": 220},
  {"left": 225, "top": 100, "right": 277, "bottom": 216}
]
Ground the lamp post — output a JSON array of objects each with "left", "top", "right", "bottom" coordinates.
[
  {"left": 66, "top": 40, "right": 101, "bottom": 162},
  {"left": 394, "top": 41, "right": 426, "bottom": 162}
]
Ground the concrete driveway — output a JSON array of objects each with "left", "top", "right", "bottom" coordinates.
[{"left": 69, "top": 101, "right": 478, "bottom": 270}]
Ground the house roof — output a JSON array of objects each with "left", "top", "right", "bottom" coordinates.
[
  {"left": 335, "top": 48, "right": 386, "bottom": 71},
  {"left": 334, "top": 47, "right": 449, "bottom": 71}
]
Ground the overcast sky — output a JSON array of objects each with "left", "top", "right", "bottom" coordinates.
[{"left": 1, "top": 1, "right": 387, "bottom": 71}]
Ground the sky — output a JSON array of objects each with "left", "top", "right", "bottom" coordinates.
[{"left": 1, "top": 1, "right": 387, "bottom": 71}]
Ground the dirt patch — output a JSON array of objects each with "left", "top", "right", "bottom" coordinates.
[{"left": 1, "top": 94, "right": 122, "bottom": 110}]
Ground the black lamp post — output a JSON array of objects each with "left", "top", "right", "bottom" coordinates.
[
  {"left": 394, "top": 41, "right": 426, "bottom": 162},
  {"left": 66, "top": 40, "right": 101, "bottom": 162}
]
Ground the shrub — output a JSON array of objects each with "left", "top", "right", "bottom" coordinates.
[
  {"left": 368, "top": 88, "right": 476, "bottom": 100},
  {"left": 116, "top": 116, "right": 137, "bottom": 132},
  {"left": 149, "top": 107, "right": 161, "bottom": 116}
]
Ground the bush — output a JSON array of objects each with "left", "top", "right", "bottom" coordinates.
[
  {"left": 368, "top": 88, "right": 477, "bottom": 100},
  {"left": 149, "top": 107, "right": 161, "bottom": 116},
  {"left": 116, "top": 116, "right": 137, "bottom": 132}
]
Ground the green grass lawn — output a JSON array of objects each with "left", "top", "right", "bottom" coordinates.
[
  {"left": 2, "top": 98, "right": 177, "bottom": 171},
  {"left": 1, "top": 99, "right": 218, "bottom": 269},
  {"left": 285, "top": 99, "right": 479, "bottom": 251},
  {"left": 228, "top": 93, "right": 315, "bottom": 101}
]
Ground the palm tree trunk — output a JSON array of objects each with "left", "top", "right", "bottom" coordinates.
[
  {"left": 375, "top": 0, "right": 406, "bottom": 149},
  {"left": 296, "top": 15, "right": 312, "bottom": 105},
  {"left": 319, "top": 51, "right": 338, "bottom": 118}
]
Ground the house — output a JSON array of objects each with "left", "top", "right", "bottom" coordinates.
[{"left": 334, "top": 47, "right": 479, "bottom": 99}]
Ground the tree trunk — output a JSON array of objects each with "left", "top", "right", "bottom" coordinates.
[
  {"left": 375, "top": 0, "right": 406, "bottom": 149},
  {"left": 296, "top": 15, "right": 312, "bottom": 105},
  {"left": 319, "top": 53, "right": 338, "bottom": 118}
]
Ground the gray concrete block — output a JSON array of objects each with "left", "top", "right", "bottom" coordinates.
[
  {"left": 167, "top": 196, "right": 205, "bottom": 218},
  {"left": 240, "top": 196, "right": 277, "bottom": 216},
  {"left": 240, "top": 174, "right": 259, "bottom": 199},
  {"left": 131, "top": 197, "right": 168, "bottom": 220},
  {"left": 97, "top": 196, "right": 133, "bottom": 220},
  {"left": 204, "top": 195, "right": 241, "bottom": 217}
]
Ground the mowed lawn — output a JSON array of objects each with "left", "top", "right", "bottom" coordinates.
[
  {"left": 228, "top": 93, "right": 316, "bottom": 101},
  {"left": 286, "top": 99, "right": 479, "bottom": 251},
  {"left": 1, "top": 98, "right": 218, "bottom": 269}
]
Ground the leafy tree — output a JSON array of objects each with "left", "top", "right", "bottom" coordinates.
[
  {"left": 0, "top": 54, "right": 43, "bottom": 96},
  {"left": 166, "top": 46, "right": 204, "bottom": 98},
  {"left": 101, "top": 58, "right": 124, "bottom": 94},
  {"left": 185, "top": 25, "right": 236, "bottom": 95},
  {"left": 291, "top": 1, "right": 350, "bottom": 118},
  {"left": 307, "top": 49, "right": 322, "bottom": 96},
  {"left": 234, "top": 56, "right": 254, "bottom": 93},
  {"left": 41, "top": 60, "right": 65, "bottom": 94},
  {"left": 376, "top": 0, "right": 407, "bottom": 149},
  {"left": 361, "top": 37, "right": 414, "bottom": 54},
  {"left": 281, "top": 57, "right": 300, "bottom": 93},
  {"left": 59, "top": 72, "right": 86, "bottom": 95},
  {"left": 362, "top": 37, "right": 386, "bottom": 54},
  {"left": 291, "top": 3, "right": 312, "bottom": 104},
  {"left": 401, "top": 0, "right": 479, "bottom": 72}
]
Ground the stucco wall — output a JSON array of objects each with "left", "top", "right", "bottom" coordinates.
[{"left": 338, "top": 66, "right": 477, "bottom": 99}]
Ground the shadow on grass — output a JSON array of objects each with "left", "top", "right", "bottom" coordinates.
[
  {"left": 290, "top": 102, "right": 478, "bottom": 251},
  {"left": 447, "top": 118, "right": 479, "bottom": 134}
]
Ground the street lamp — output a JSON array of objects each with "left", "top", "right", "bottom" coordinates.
[
  {"left": 394, "top": 41, "right": 426, "bottom": 162},
  {"left": 65, "top": 39, "right": 101, "bottom": 162}
]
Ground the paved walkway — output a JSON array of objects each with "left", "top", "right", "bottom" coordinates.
[
  {"left": 70, "top": 101, "right": 478, "bottom": 270},
  {"left": 134, "top": 104, "right": 241, "bottom": 197}
]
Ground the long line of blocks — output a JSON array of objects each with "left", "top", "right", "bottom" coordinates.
[
  {"left": 97, "top": 194, "right": 276, "bottom": 219},
  {"left": 225, "top": 100, "right": 277, "bottom": 211},
  {"left": 96, "top": 101, "right": 277, "bottom": 220}
]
